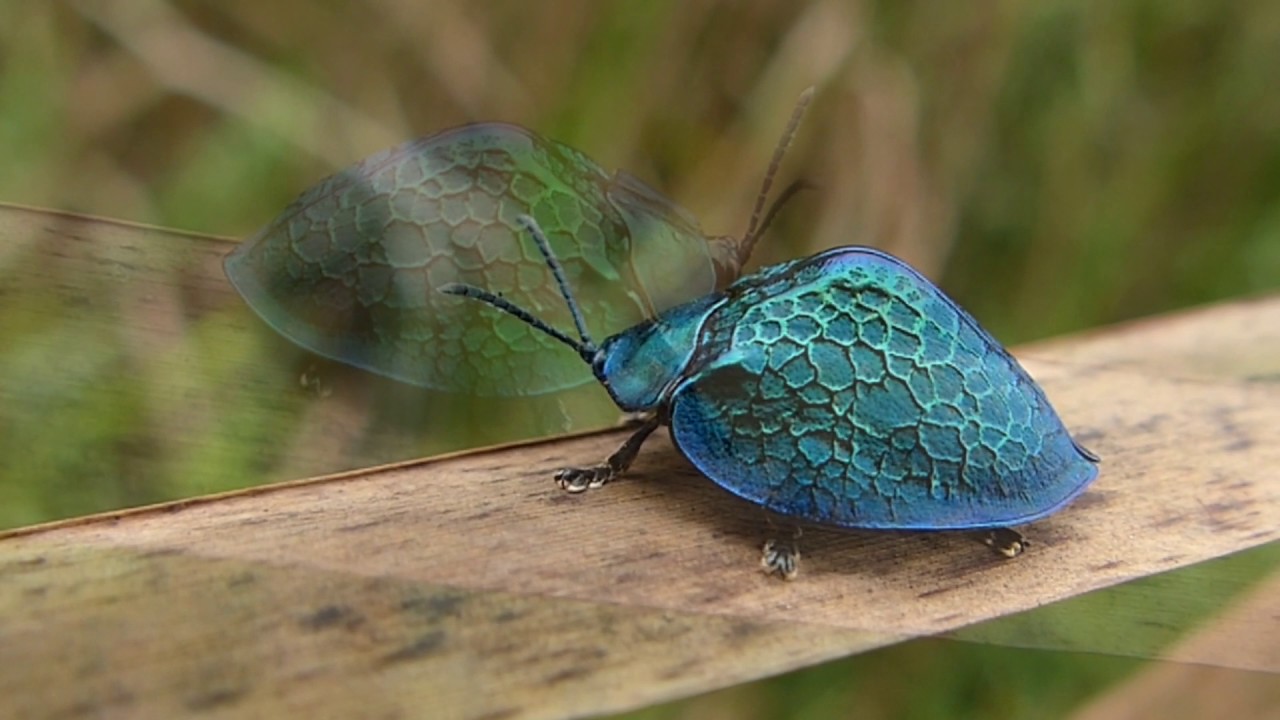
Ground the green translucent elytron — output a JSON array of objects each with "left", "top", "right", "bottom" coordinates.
[{"left": 225, "top": 119, "right": 795, "bottom": 396}]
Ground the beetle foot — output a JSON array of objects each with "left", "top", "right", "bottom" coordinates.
[
  {"left": 555, "top": 466, "right": 615, "bottom": 493},
  {"left": 760, "top": 538, "right": 800, "bottom": 580},
  {"left": 980, "top": 527, "right": 1029, "bottom": 558},
  {"left": 554, "top": 417, "right": 661, "bottom": 493}
]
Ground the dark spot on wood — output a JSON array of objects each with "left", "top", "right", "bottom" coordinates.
[
  {"left": 287, "top": 666, "right": 326, "bottom": 683},
  {"left": 474, "top": 707, "right": 521, "bottom": 720},
  {"left": 66, "top": 700, "right": 101, "bottom": 718},
  {"left": 1158, "top": 554, "right": 1186, "bottom": 564},
  {"left": 635, "top": 548, "right": 671, "bottom": 563},
  {"left": 1071, "top": 427, "right": 1107, "bottom": 446},
  {"left": 1066, "top": 490, "right": 1110, "bottom": 510},
  {"left": 16, "top": 555, "right": 46, "bottom": 567},
  {"left": 486, "top": 641, "right": 523, "bottom": 657},
  {"left": 145, "top": 570, "right": 169, "bottom": 593},
  {"left": 916, "top": 586, "right": 955, "bottom": 599},
  {"left": 1245, "top": 529, "right": 1277, "bottom": 542},
  {"left": 544, "top": 665, "right": 593, "bottom": 685},
  {"left": 727, "top": 621, "right": 762, "bottom": 641},
  {"left": 932, "top": 612, "right": 964, "bottom": 624},
  {"left": 23, "top": 585, "right": 48, "bottom": 598},
  {"left": 543, "top": 646, "right": 608, "bottom": 664},
  {"left": 185, "top": 686, "right": 247, "bottom": 711},
  {"left": 493, "top": 608, "right": 526, "bottom": 623},
  {"left": 299, "top": 605, "right": 362, "bottom": 631},
  {"left": 337, "top": 519, "right": 387, "bottom": 533},
  {"left": 140, "top": 547, "right": 183, "bottom": 558},
  {"left": 235, "top": 515, "right": 275, "bottom": 527},
  {"left": 1243, "top": 372, "right": 1280, "bottom": 384},
  {"left": 1200, "top": 499, "right": 1255, "bottom": 530},
  {"left": 227, "top": 571, "right": 257, "bottom": 588},
  {"left": 1150, "top": 515, "right": 1184, "bottom": 529},
  {"left": 1131, "top": 414, "right": 1169, "bottom": 433},
  {"left": 1211, "top": 407, "right": 1254, "bottom": 452},
  {"left": 75, "top": 655, "right": 106, "bottom": 681},
  {"left": 1202, "top": 499, "right": 1250, "bottom": 515},
  {"left": 657, "top": 658, "right": 701, "bottom": 681},
  {"left": 378, "top": 630, "right": 446, "bottom": 666},
  {"left": 1090, "top": 559, "right": 1124, "bottom": 571},
  {"left": 401, "top": 591, "right": 467, "bottom": 620},
  {"left": 1222, "top": 437, "right": 1254, "bottom": 452}
]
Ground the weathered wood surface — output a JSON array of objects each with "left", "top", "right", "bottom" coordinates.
[{"left": 1, "top": 204, "right": 1278, "bottom": 719}]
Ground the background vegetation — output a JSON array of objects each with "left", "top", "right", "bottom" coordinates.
[{"left": 1, "top": 1, "right": 1277, "bottom": 717}]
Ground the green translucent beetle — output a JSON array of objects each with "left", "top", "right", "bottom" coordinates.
[{"left": 225, "top": 93, "right": 811, "bottom": 396}]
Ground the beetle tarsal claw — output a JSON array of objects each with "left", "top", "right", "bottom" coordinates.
[
  {"left": 554, "top": 466, "right": 614, "bottom": 493},
  {"left": 980, "top": 527, "right": 1029, "bottom": 558},
  {"left": 760, "top": 539, "right": 800, "bottom": 580}
]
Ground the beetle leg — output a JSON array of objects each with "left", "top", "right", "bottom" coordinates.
[
  {"left": 555, "top": 416, "right": 660, "bottom": 492},
  {"left": 760, "top": 526, "right": 802, "bottom": 581},
  {"left": 978, "top": 527, "right": 1029, "bottom": 558}
]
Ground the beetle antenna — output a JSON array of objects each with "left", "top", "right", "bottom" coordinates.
[
  {"left": 740, "top": 87, "right": 814, "bottom": 264},
  {"left": 439, "top": 214, "right": 599, "bottom": 365},
  {"left": 439, "top": 283, "right": 592, "bottom": 361},
  {"left": 515, "top": 215, "right": 597, "bottom": 350},
  {"left": 754, "top": 178, "right": 816, "bottom": 242}
]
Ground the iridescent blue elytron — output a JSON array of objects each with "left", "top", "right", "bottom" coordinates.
[
  {"left": 445, "top": 216, "right": 1100, "bottom": 574},
  {"left": 658, "top": 248, "right": 1098, "bottom": 530}
]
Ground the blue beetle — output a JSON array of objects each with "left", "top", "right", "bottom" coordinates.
[{"left": 444, "top": 212, "right": 1099, "bottom": 578}]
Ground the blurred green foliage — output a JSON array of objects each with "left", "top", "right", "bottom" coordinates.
[
  {"left": 628, "top": 640, "right": 1141, "bottom": 720},
  {"left": 1, "top": 0, "right": 1277, "bottom": 717}
]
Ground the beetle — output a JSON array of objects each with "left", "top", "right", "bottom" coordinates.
[{"left": 442, "top": 214, "right": 1100, "bottom": 578}]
